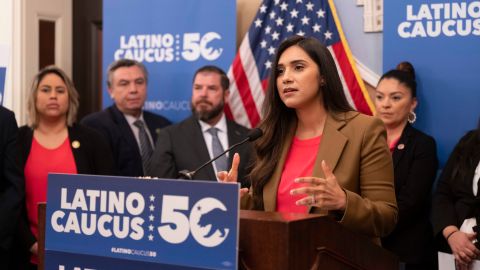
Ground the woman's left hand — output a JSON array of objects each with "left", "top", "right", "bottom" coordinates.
[{"left": 290, "top": 160, "right": 346, "bottom": 210}]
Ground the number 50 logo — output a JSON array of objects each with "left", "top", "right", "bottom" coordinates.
[
  {"left": 181, "top": 32, "right": 223, "bottom": 61},
  {"left": 158, "top": 195, "right": 230, "bottom": 247}
]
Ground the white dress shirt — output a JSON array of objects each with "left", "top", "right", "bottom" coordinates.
[
  {"left": 460, "top": 160, "right": 480, "bottom": 233},
  {"left": 198, "top": 114, "right": 228, "bottom": 179},
  {"left": 124, "top": 113, "right": 154, "bottom": 150}
]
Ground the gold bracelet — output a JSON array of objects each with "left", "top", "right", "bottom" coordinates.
[{"left": 446, "top": 230, "right": 458, "bottom": 241}]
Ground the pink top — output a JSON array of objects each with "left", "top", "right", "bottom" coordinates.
[
  {"left": 389, "top": 137, "right": 400, "bottom": 153},
  {"left": 276, "top": 135, "right": 322, "bottom": 213},
  {"left": 24, "top": 137, "right": 77, "bottom": 263}
]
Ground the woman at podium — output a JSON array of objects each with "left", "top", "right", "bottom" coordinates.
[
  {"left": 220, "top": 35, "right": 398, "bottom": 242},
  {"left": 12, "top": 66, "right": 114, "bottom": 269}
]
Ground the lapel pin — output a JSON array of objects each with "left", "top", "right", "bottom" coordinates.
[
  {"left": 397, "top": 143, "right": 405, "bottom": 150},
  {"left": 155, "top": 128, "right": 161, "bottom": 135},
  {"left": 72, "top": 140, "right": 81, "bottom": 149}
]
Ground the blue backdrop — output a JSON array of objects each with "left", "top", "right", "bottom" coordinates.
[
  {"left": 0, "top": 67, "right": 5, "bottom": 105},
  {"left": 384, "top": 0, "right": 480, "bottom": 166},
  {"left": 103, "top": 0, "right": 236, "bottom": 123}
]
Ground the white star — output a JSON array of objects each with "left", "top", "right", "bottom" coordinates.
[
  {"left": 301, "top": 15, "right": 310, "bottom": 25},
  {"left": 317, "top": 9, "right": 326, "bottom": 18},
  {"left": 149, "top": 214, "right": 154, "bottom": 221},
  {"left": 148, "top": 234, "right": 154, "bottom": 241},
  {"left": 274, "top": 0, "right": 280, "bottom": 5},
  {"left": 265, "top": 26, "right": 272, "bottom": 34},
  {"left": 149, "top": 195, "right": 155, "bottom": 202},
  {"left": 272, "top": 31, "right": 280, "bottom": 40},
  {"left": 254, "top": 18, "right": 262, "bottom": 28},
  {"left": 290, "top": 9, "right": 299, "bottom": 18},
  {"left": 297, "top": 30, "right": 305, "bottom": 36},
  {"left": 268, "top": 46, "right": 276, "bottom": 55},
  {"left": 260, "top": 4, "right": 267, "bottom": 13},
  {"left": 324, "top": 30, "right": 333, "bottom": 39},
  {"left": 149, "top": 204, "right": 155, "bottom": 211},
  {"left": 280, "top": 2, "right": 288, "bottom": 11},
  {"left": 265, "top": 60, "right": 272, "bottom": 69},
  {"left": 306, "top": 2, "right": 314, "bottom": 11},
  {"left": 149, "top": 224, "right": 154, "bottom": 231},
  {"left": 286, "top": 23, "right": 294, "bottom": 32},
  {"left": 275, "top": 17, "right": 284, "bottom": 26},
  {"left": 269, "top": 11, "right": 276, "bottom": 19},
  {"left": 260, "top": 40, "right": 267, "bottom": 48},
  {"left": 296, "top": 0, "right": 303, "bottom": 3},
  {"left": 313, "top": 23, "right": 321, "bottom": 32}
]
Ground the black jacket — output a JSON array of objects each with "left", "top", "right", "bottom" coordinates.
[
  {"left": 82, "top": 105, "right": 171, "bottom": 176},
  {"left": 149, "top": 116, "right": 254, "bottom": 187},
  {"left": 0, "top": 106, "right": 23, "bottom": 269},
  {"left": 14, "top": 124, "right": 115, "bottom": 260},
  {"left": 381, "top": 124, "right": 438, "bottom": 266},
  {"left": 432, "top": 130, "right": 480, "bottom": 251}
]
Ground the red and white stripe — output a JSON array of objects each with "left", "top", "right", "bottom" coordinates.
[{"left": 227, "top": 35, "right": 265, "bottom": 128}]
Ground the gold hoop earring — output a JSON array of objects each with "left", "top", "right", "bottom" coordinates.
[{"left": 408, "top": 111, "right": 417, "bottom": 124}]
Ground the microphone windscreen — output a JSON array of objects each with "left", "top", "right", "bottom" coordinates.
[{"left": 247, "top": 128, "right": 263, "bottom": 142}]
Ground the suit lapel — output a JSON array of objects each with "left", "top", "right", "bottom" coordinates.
[
  {"left": 308, "top": 113, "right": 349, "bottom": 214},
  {"left": 188, "top": 117, "right": 217, "bottom": 180},
  {"left": 312, "top": 113, "right": 348, "bottom": 178},
  {"left": 109, "top": 105, "right": 141, "bottom": 157},
  {"left": 392, "top": 124, "right": 412, "bottom": 169},
  {"left": 143, "top": 112, "right": 159, "bottom": 143}
]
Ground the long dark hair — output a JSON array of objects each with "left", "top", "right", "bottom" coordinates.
[
  {"left": 450, "top": 119, "right": 480, "bottom": 181},
  {"left": 250, "top": 35, "right": 353, "bottom": 209},
  {"left": 379, "top": 61, "right": 417, "bottom": 97}
]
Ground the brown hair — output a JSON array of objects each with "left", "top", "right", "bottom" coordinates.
[
  {"left": 193, "top": 65, "right": 229, "bottom": 90},
  {"left": 27, "top": 65, "right": 79, "bottom": 128}
]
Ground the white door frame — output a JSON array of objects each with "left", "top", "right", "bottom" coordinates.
[{"left": 9, "top": 0, "right": 72, "bottom": 124}]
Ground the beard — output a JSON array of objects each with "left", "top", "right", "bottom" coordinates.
[{"left": 191, "top": 99, "right": 224, "bottom": 122}]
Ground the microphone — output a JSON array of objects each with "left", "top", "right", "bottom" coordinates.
[{"left": 178, "top": 128, "right": 263, "bottom": 180}]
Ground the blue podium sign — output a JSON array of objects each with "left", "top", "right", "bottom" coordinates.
[{"left": 45, "top": 174, "right": 239, "bottom": 269}]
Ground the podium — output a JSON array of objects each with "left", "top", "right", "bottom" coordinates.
[
  {"left": 38, "top": 205, "right": 398, "bottom": 270},
  {"left": 239, "top": 210, "right": 398, "bottom": 270}
]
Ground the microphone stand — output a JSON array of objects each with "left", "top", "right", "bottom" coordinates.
[{"left": 178, "top": 137, "right": 250, "bottom": 180}]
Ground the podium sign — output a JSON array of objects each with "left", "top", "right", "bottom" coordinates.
[{"left": 44, "top": 174, "right": 239, "bottom": 269}]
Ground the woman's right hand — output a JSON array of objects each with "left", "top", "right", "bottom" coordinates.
[
  {"left": 447, "top": 230, "right": 480, "bottom": 266},
  {"left": 217, "top": 153, "right": 249, "bottom": 197}
]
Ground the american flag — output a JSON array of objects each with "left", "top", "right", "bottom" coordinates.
[{"left": 226, "top": 0, "right": 374, "bottom": 128}]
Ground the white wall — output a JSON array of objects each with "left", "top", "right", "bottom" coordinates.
[{"left": 0, "top": 0, "right": 14, "bottom": 110}]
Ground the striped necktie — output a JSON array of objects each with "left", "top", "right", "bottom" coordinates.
[{"left": 134, "top": 120, "right": 153, "bottom": 174}]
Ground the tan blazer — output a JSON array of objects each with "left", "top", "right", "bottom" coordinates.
[{"left": 251, "top": 111, "right": 397, "bottom": 240}]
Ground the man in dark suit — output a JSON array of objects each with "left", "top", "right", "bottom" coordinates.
[
  {"left": 0, "top": 106, "right": 23, "bottom": 269},
  {"left": 82, "top": 59, "right": 171, "bottom": 177},
  {"left": 149, "top": 65, "right": 254, "bottom": 186}
]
